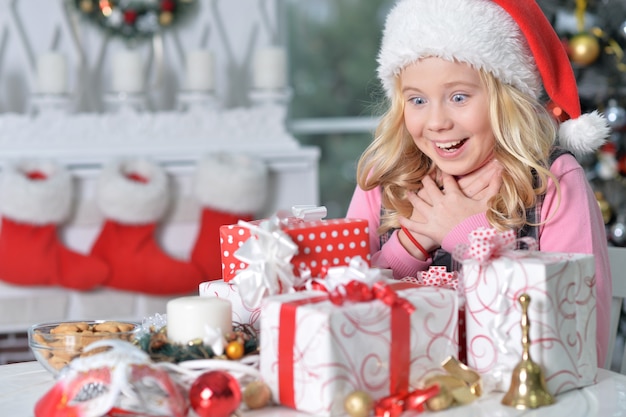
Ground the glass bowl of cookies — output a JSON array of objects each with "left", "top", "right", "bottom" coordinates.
[{"left": 28, "top": 320, "right": 140, "bottom": 375}]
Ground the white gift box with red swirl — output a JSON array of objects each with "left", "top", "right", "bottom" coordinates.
[
  {"left": 259, "top": 283, "right": 458, "bottom": 416},
  {"left": 198, "top": 279, "right": 262, "bottom": 333},
  {"left": 462, "top": 251, "right": 597, "bottom": 394}
]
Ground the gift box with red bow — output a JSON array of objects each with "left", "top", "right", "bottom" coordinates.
[
  {"left": 219, "top": 206, "right": 370, "bottom": 282},
  {"left": 457, "top": 227, "right": 597, "bottom": 394},
  {"left": 198, "top": 279, "right": 261, "bottom": 333},
  {"left": 259, "top": 280, "right": 458, "bottom": 416}
]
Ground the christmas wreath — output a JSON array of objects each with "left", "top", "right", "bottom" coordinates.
[{"left": 72, "top": 0, "right": 198, "bottom": 41}]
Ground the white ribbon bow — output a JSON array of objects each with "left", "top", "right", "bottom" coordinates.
[
  {"left": 232, "top": 217, "right": 301, "bottom": 308},
  {"left": 308, "top": 256, "right": 386, "bottom": 292},
  {"left": 202, "top": 326, "right": 224, "bottom": 356}
]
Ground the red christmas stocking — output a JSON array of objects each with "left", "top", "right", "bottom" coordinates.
[
  {"left": 90, "top": 158, "right": 203, "bottom": 295},
  {"left": 191, "top": 153, "right": 269, "bottom": 280},
  {"left": 0, "top": 160, "right": 109, "bottom": 290}
]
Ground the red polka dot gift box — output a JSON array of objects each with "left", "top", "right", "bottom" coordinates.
[{"left": 219, "top": 217, "right": 370, "bottom": 282}]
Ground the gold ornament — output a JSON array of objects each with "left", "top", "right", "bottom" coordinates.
[
  {"left": 344, "top": 391, "right": 374, "bottom": 417},
  {"left": 596, "top": 191, "right": 612, "bottom": 224},
  {"left": 423, "top": 375, "right": 457, "bottom": 411},
  {"left": 421, "top": 356, "right": 482, "bottom": 411},
  {"left": 424, "top": 373, "right": 474, "bottom": 411},
  {"left": 159, "top": 11, "right": 173, "bottom": 26},
  {"left": 225, "top": 340, "right": 244, "bottom": 359},
  {"left": 79, "top": 0, "right": 94, "bottom": 13},
  {"left": 568, "top": 33, "right": 601, "bottom": 66},
  {"left": 243, "top": 380, "right": 272, "bottom": 409}
]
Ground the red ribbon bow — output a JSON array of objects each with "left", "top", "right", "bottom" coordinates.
[
  {"left": 327, "top": 280, "right": 416, "bottom": 314},
  {"left": 374, "top": 384, "right": 441, "bottom": 417}
]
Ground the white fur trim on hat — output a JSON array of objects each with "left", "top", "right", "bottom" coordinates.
[
  {"left": 0, "top": 160, "right": 72, "bottom": 224},
  {"left": 96, "top": 158, "right": 169, "bottom": 224},
  {"left": 558, "top": 111, "right": 610, "bottom": 158},
  {"left": 377, "top": 0, "right": 540, "bottom": 99},
  {"left": 378, "top": 0, "right": 609, "bottom": 156},
  {"left": 194, "top": 153, "right": 268, "bottom": 214}
]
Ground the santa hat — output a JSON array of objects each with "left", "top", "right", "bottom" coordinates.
[{"left": 377, "top": 0, "right": 610, "bottom": 156}]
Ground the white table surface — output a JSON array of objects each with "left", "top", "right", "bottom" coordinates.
[{"left": 2, "top": 361, "right": 626, "bottom": 417}]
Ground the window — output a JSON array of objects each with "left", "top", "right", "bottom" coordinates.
[{"left": 283, "top": 0, "right": 393, "bottom": 218}]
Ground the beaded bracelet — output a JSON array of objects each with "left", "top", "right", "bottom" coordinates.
[{"left": 400, "top": 226, "right": 430, "bottom": 259}]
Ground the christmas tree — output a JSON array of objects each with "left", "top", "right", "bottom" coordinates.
[{"left": 540, "top": 0, "right": 626, "bottom": 245}]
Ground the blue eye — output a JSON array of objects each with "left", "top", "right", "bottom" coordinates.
[
  {"left": 452, "top": 94, "right": 467, "bottom": 103},
  {"left": 409, "top": 97, "right": 426, "bottom": 105}
]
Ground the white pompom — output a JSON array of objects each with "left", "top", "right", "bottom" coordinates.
[{"left": 558, "top": 110, "right": 610, "bottom": 158}]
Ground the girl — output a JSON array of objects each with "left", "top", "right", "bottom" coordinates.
[{"left": 347, "top": 0, "right": 612, "bottom": 367}]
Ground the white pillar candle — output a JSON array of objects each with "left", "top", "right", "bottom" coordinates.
[
  {"left": 37, "top": 52, "right": 67, "bottom": 95},
  {"left": 253, "top": 46, "right": 287, "bottom": 90},
  {"left": 112, "top": 50, "right": 144, "bottom": 93},
  {"left": 166, "top": 296, "right": 233, "bottom": 344},
  {"left": 186, "top": 49, "right": 214, "bottom": 92}
]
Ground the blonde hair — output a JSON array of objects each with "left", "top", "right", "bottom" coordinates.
[{"left": 356, "top": 68, "right": 559, "bottom": 235}]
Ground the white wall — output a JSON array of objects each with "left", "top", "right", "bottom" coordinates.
[
  {"left": 0, "top": 0, "right": 282, "bottom": 112},
  {"left": 0, "top": 0, "right": 322, "bottom": 258}
]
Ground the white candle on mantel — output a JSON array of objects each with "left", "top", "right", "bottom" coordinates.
[
  {"left": 167, "top": 296, "right": 233, "bottom": 345},
  {"left": 37, "top": 52, "right": 67, "bottom": 95},
  {"left": 112, "top": 50, "right": 144, "bottom": 93},
  {"left": 253, "top": 46, "right": 287, "bottom": 90},
  {"left": 186, "top": 49, "right": 214, "bottom": 92}
]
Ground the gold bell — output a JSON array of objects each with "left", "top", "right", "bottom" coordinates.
[{"left": 501, "top": 293, "right": 555, "bottom": 409}]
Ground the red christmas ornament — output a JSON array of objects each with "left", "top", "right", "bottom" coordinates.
[
  {"left": 189, "top": 371, "right": 242, "bottom": 417},
  {"left": 618, "top": 155, "right": 626, "bottom": 176},
  {"left": 161, "top": 0, "right": 176, "bottom": 12},
  {"left": 124, "top": 9, "right": 138, "bottom": 24}
]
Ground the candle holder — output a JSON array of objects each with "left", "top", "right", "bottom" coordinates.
[
  {"left": 27, "top": 93, "right": 74, "bottom": 116},
  {"left": 176, "top": 90, "right": 221, "bottom": 113},
  {"left": 103, "top": 91, "right": 148, "bottom": 113},
  {"left": 248, "top": 87, "right": 293, "bottom": 107}
]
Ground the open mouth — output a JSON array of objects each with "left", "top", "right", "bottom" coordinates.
[{"left": 435, "top": 139, "right": 468, "bottom": 152}]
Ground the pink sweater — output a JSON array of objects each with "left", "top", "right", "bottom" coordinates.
[{"left": 347, "top": 153, "right": 611, "bottom": 367}]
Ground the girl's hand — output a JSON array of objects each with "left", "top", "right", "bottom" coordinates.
[
  {"left": 401, "top": 167, "right": 502, "bottom": 245},
  {"left": 456, "top": 159, "right": 503, "bottom": 200}
]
